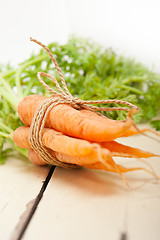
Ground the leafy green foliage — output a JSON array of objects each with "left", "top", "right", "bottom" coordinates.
[
  {"left": 151, "top": 120, "right": 160, "bottom": 130},
  {"left": 0, "top": 36, "right": 160, "bottom": 163}
]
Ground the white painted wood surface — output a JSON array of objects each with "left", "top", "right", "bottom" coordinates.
[
  {"left": 0, "top": 154, "right": 49, "bottom": 240},
  {"left": 23, "top": 126, "right": 160, "bottom": 240},
  {"left": 0, "top": 125, "right": 160, "bottom": 240}
]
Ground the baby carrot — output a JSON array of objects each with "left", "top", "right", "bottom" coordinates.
[
  {"left": 27, "top": 144, "right": 113, "bottom": 166},
  {"left": 28, "top": 147, "right": 113, "bottom": 167},
  {"left": 100, "top": 141, "right": 157, "bottom": 158},
  {"left": 28, "top": 148, "right": 158, "bottom": 182},
  {"left": 13, "top": 126, "right": 93, "bottom": 156},
  {"left": 28, "top": 148, "right": 47, "bottom": 165},
  {"left": 18, "top": 95, "right": 133, "bottom": 142},
  {"left": 82, "top": 109, "right": 160, "bottom": 141},
  {"left": 28, "top": 148, "right": 114, "bottom": 171},
  {"left": 81, "top": 162, "right": 144, "bottom": 173},
  {"left": 122, "top": 124, "right": 160, "bottom": 137},
  {"left": 54, "top": 147, "right": 112, "bottom": 165}
]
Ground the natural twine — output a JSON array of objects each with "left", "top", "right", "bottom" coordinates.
[{"left": 29, "top": 37, "right": 139, "bottom": 168}]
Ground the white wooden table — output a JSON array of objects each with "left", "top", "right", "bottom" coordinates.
[{"left": 0, "top": 125, "right": 160, "bottom": 240}]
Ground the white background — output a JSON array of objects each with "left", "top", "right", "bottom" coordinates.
[{"left": 0, "top": 0, "right": 160, "bottom": 72}]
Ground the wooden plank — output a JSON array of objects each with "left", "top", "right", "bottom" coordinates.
[
  {"left": 0, "top": 153, "right": 50, "bottom": 240},
  {"left": 23, "top": 126, "right": 160, "bottom": 240}
]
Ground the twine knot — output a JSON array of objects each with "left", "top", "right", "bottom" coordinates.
[
  {"left": 69, "top": 97, "right": 83, "bottom": 109},
  {"left": 29, "top": 37, "right": 139, "bottom": 167}
]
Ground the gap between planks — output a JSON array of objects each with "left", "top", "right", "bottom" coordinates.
[{"left": 10, "top": 166, "right": 56, "bottom": 240}]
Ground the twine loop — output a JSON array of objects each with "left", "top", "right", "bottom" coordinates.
[{"left": 29, "top": 38, "right": 139, "bottom": 167}]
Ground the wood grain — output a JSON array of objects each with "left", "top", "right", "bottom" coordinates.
[{"left": 0, "top": 154, "right": 49, "bottom": 240}]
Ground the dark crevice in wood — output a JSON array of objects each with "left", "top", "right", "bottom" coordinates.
[
  {"left": 120, "top": 232, "right": 127, "bottom": 240},
  {"left": 11, "top": 166, "right": 56, "bottom": 240}
]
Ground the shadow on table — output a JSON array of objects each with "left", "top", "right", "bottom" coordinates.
[{"left": 50, "top": 167, "right": 157, "bottom": 196}]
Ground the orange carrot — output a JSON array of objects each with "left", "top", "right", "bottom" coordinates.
[
  {"left": 82, "top": 108, "right": 160, "bottom": 140},
  {"left": 100, "top": 141, "right": 157, "bottom": 158},
  {"left": 13, "top": 126, "right": 94, "bottom": 156},
  {"left": 27, "top": 146, "right": 113, "bottom": 165},
  {"left": 28, "top": 149, "right": 157, "bottom": 182},
  {"left": 54, "top": 147, "right": 112, "bottom": 165},
  {"left": 81, "top": 108, "right": 128, "bottom": 124},
  {"left": 54, "top": 148, "right": 158, "bottom": 179},
  {"left": 81, "top": 162, "right": 144, "bottom": 173},
  {"left": 13, "top": 126, "right": 157, "bottom": 160},
  {"left": 28, "top": 148, "right": 47, "bottom": 165},
  {"left": 28, "top": 147, "right": 118, "bottom": 173},
  {"left": 28, "top": 148, "right": 115, "bottom": 171},
  {"left": 122, "top": 124, "right": 160, "bottom": 137},
  {"left": 18, "top": 95, "right": 133, "bottom": 142}
]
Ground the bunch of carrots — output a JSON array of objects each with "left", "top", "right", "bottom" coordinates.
[
  {"left": 8, "top": 38, "right": 159, "bottom": 185},
  {"left": 12, "top": 94, "right": 160, "bottom": 184}
]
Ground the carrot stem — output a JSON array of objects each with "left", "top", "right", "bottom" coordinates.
[
  {"left": 122, "top": 77, "right": 147, "bottom": 84},
  {"left": 9, "top": 140, "right": 28, "bottom": 158},
  {"left": 0, "top": 87, "right": 18, "bottom": 110},
  {"left": 120, "top": 84, "right": 144, "bottom": 95},
  {"left": 23, "top": 81, "right": 34, "bottom": 96},
  {"left": 0, "top": 131, "right": 12, "bottom": 139},
  {"left": 0, "top": 121, "right": 13, "bottom": 133},
  {"left": 0, "top": 76, "right": 17, "bottom": 97},
  {"left": 0, "top": 69, "right": 16, "bottom": 78},
  {"left": 17, "top": 148, "right": 28, "bottom": 158}
]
